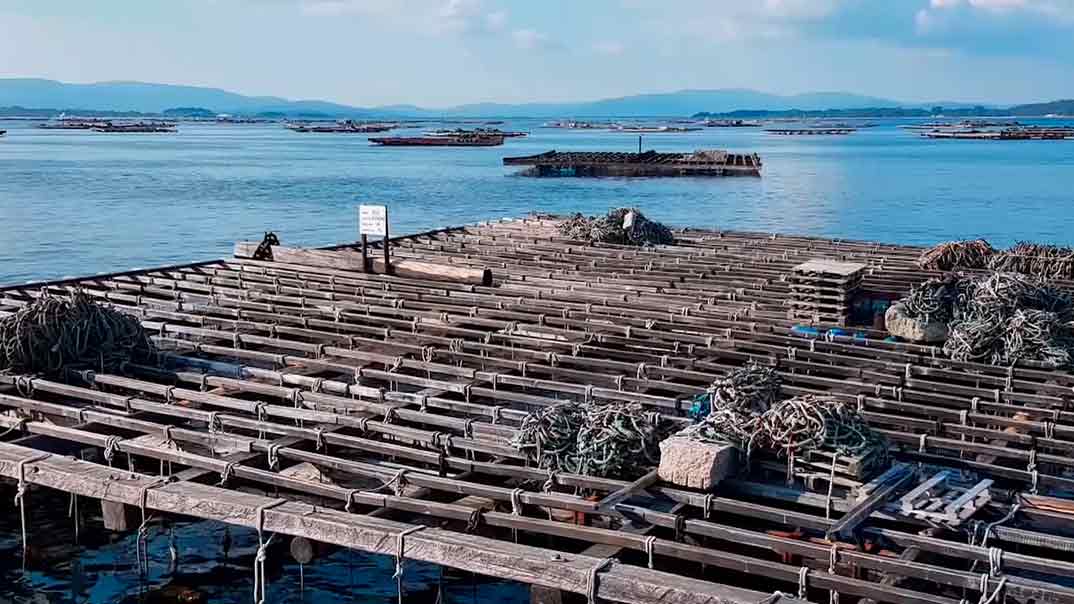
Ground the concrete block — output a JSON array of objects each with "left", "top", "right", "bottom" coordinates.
[{"left": 658, "top": 436, "right": 739, "bottom": 490}]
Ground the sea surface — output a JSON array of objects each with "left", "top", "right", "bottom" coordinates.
[
  {"left": 1, "top": 117, "right": 1074, "bottom": 602},
  {"left": 2, "top": 118, "right": 1074, "bottom": 285}
]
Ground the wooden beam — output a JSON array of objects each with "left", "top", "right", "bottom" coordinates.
[{"left": 234, "top": 243, "right": 493, "bottom": 286}]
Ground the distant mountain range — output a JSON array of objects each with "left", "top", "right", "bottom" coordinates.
[
  {"left": 694, "top": 100, "right": 1074, "bottom": 119},
  {"left": 0, "top": 79, "right": 369, "bottom": 118},
  {"left": 0, "top": 78, "right": 1065, "bottom": 118}
]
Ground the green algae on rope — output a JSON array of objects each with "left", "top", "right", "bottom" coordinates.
[{"left": 511, "top": 401, "right": 669, "bottom": 480}]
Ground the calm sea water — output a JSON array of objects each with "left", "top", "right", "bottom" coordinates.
[
  {"left": 2, "top": 118, "right": 1074, "bottom": 285},
  {"left": 1, "top": 117, "right": 1074, "bottom": 602}
]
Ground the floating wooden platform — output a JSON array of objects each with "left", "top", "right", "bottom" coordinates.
[
  {"left": 765, "top": 128, "right": 856, "bottom": 136},
  {"left": 92, "top": 122, "right": 177, "bottom": 133},
  {"left": 371, "top": 135, "right": 505, "bottom": 147},
  {"left": 922, "top": 128, "right": 1074, "bottom": 140},
  {"left": 503, "top": 150, "right": 762, "bottom": 177},
  {"left": 4, "top": 217, "right": 1074, "bottom": 604}
]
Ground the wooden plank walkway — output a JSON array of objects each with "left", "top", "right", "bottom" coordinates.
[{"left": 1, "top": 215, "right": 1074, "bottom": 604}]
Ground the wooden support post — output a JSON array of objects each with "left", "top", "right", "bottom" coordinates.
[
  {"left": 102, "top": 500, "right": 133, "bottom": 531},
  {"left": 531, "top": 585, "right": 565, "bottom": 604},
  {"left": 383, "top": 221, "right": 392, "bottom": 276},
  {"left": 361, "top": 234, "right": 369, "bottom": 273}
]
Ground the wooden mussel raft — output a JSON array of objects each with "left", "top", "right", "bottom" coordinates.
[
  {"left": 503, "top": 149, "right": 762, "bottom": 177},
  {"left": 6, "top": 215, "right": 1074, "bottom": 604},
  {"left": 765, "top": 128, "right": 856, "bottom": 136}
]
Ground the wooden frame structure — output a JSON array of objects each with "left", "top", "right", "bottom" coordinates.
[
  {"left": 3, "top": 216, "right": 1074, "bottom": 604},
  {"left": 502, "top": 151, "right": 762, "bottom": 177}
]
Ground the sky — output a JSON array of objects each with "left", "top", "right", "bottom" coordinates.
[{"left": 1, "top": 0, "right": 1073, "bottom": 107}]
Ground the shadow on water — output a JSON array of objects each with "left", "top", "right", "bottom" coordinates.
[{"left": 0, "top": 488, "right": 527, "bottom": 603}]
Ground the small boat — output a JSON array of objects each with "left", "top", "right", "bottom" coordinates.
[
  {"left": 0, "top": 129, "right": 5, "bottom": 137},
  {"left": 370, "top": 133, "right": 505, "bottom": 147}
]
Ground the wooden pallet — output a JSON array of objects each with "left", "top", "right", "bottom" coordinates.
[{"left": 898, "top": 470, "right": 993, "bottom": 527}]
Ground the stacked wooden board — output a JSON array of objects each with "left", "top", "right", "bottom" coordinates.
[{"left": 788, "top": 259, "right": 866, "bottom": 326}]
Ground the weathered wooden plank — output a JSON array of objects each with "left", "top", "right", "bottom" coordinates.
[
  {"left": 234, "top": 243, "right": 493, "bottom": 286},
  {"left": 0, "top": 441, "right": 767, "bottom": 604}
]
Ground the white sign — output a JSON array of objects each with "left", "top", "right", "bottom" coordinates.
[{"left": 359, "top": 205, "right": 387, "bottom": 237}]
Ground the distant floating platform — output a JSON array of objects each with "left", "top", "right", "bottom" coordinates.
[
  {"left": 502, "top": 149, "right": 762, "bottom": 177},
  {"left": 765, "top": 128, "right": 856, "bottom": 135},
  {"left": 922, "top": 128, "right": 1074, "bottom": 140}
]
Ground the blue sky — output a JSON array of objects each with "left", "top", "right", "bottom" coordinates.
[{"left": 1, "top": 0, "right": 1073, "bottom": 106}]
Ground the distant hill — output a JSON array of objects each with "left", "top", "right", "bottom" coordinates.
[
  {"left": 0, "top": 78, "right": 1063, "bottom": 118},
  {"left": 1008, "top": 99, "right": 1074, "bottom": 116},
  {"left": 0, "top": 78, "right": 380, "bottom": 117},
  {"left": 432, "top": 90, "right": 907, "bottom": 117},
  {"left": 162, "top": 106, "right": 216, "bottom": 118},
  {"left": 695, "top": 100, "right": 1073, "bottom": 120}
]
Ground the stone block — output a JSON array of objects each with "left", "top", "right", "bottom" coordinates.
[
  {"left": 885, "top": 303, "right": 949, "bottom": 343},
  {"left": 658, "top": 436, "right": 739, "bottom": 490}
]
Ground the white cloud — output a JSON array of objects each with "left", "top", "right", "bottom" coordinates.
[
  {"left": 300, "top": 0, "right": 493, "bottom": 33},
  {"left": 512, "top": 28, "right": 550, "bottom": 49},
  {"left": 925, "top": 0, "right": 1074, "bottom": 17},
  {"left": 297, "top": 0, "right": 539, "bottom": 39},
  {"left": 485, "top": 10, "right": 507, "bottom": 31},
  {"left": 299, "top": 0, "right": 397, "bottom": 17},
  {"left": 436, "top": 0, "right": 482, "bottom": 32},
  {"left": 592, "top": 40, "right": 626, "bottom": 55},
  {"left": 918, "top": 0, "right": 1074, "bottom": 34},
  {"left": 759, "top": 0, "right": 845, "bottom": 19},
  {"left": 619, "top": 0, "right": 848, "bottom": 43}
]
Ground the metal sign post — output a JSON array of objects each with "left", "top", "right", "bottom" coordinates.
[{"left": 359, "top": 205, "right": 388, "bottom": 274}]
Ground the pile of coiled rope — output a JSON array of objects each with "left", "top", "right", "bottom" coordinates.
[
  {"left": 682, "top": 385, "right": 887, "bottom": 470},
  {"left": 989, "top": 242, "right": 1074, "bottom": 280},
  {"left": 752, "top": 396, "right": 887, "bottom": 467},
  {"left": 901, "top": 272, "right": 1074, "bottom": 366},
  {"left": 944, "top": 272, "right": 1074, "bottom": 367},
  {"left": 901, "top": 274, "right": 967, "bottom": 323},
  {"left": 680, "top": 363, "right": 781, "bottom": 447},
  {"left": 918, "top": 238, "right": 1074, "bottom": 280},
  {"left": 0, "top": 290, "right": 155, "bottom": 374},
  {"left": 917, "top": 239, "right": 995, "bottom": 271},
  {"left": 510, "top": 401, "right": 667, "bottom": 479},
  {"left": 709, "top": 363, "right": 782, "bottom": 415},
  {"left": 511, "top": 402, "right": 585, "bottom": 473},
  {"left": 558, "top": 208, "right": 675, "bottom": 246}
]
